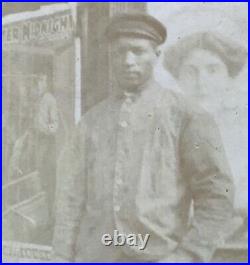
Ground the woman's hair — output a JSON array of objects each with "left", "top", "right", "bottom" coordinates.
[{"left": 164, "top": 31, "right": 247, "bottom": 78}]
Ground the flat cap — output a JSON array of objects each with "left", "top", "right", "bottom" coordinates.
[{"left": 105, "top": 13, "right": 167, "bottom": 45}]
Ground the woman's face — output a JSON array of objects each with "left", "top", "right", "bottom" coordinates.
[{"left": 178, "top": 48, "right": 230, "bottom": 103}]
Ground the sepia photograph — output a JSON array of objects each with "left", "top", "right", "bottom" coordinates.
[{"left": 2, "top": 2, "right": 248, "bottom": 262}]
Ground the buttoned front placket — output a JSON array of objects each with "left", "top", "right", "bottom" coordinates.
[{"left": 113, "top": 92, "right": 135, "bottom": 224}]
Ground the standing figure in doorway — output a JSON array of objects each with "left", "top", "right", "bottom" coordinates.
[{"left": 35, "top": 75, "right": 59, "bottom": 225}]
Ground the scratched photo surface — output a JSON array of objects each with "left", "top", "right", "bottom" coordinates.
[{"left": 2, "top": 2, "right": 248, "bottom": 263}]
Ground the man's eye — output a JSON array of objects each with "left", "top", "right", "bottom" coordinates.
[{"left": 132, "top": 48, "right": 144, "bottom": 55}]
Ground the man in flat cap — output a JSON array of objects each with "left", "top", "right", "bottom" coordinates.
[{"left": 52, "top": 14, "right": 234, "bottom": 262}]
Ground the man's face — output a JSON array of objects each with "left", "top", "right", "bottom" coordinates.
[
  {"left": 111, "top": 37, "right": 159, "bottom": 91},
  {"left": 178, "top": 48, "right": 230, "bottom": 102}
]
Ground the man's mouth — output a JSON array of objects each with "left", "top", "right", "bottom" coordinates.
[{"left": 123, "top": 72, "right": 139, "bottom": 79}]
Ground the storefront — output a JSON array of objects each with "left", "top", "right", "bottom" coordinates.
[
  {"left": 3, "top": 4, "right": 80, "bottom": 174},
  {"left": 2, "top": 2, "right": 146, "bottom": 261},
  {"left": 2, "top": 3, "right": 81, "bottom": 254}
]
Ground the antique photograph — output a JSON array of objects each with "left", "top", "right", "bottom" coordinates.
[{"left": 2, "top": 2, "right": 248, "bottom": 262}]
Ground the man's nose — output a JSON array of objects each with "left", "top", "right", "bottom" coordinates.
[{"left": 124, "top": 51, "right": 136, "bottom": 66}]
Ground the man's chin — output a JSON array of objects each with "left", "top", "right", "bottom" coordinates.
[{"left": 120, "top": 80, "right": 140, "bottom": 91}]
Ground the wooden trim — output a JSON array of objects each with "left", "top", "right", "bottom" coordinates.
[{"left": 3, "top": 45, "right": 54, "bottom": 56}]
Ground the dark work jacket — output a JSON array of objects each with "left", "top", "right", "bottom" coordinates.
[{"left": 53, "top": 80, "right": 234, "bottom": 262}]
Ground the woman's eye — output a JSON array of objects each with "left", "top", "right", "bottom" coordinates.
[
  {"left": 184, "top": 65, "right": 196, "bottom": 76},
  {"left": 207, "top": 64, "right": 218, "bottom": 74}
]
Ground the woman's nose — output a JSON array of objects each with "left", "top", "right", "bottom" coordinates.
[{"left": 196, "top": 71, "right": 210, "bottom": 93}]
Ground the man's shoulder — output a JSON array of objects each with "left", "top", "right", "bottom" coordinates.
[
  {"left": 77, "top": 97, "right": 116, "bottom": 128},
  {"left": 152, "top": 83, "right": 188, "bottom": 112},
  {"left": 87, "top": 97, "right": 116, "bottom": 117},
  {"left": 153, "top": 83, "right": 211, "bottom": 121}
]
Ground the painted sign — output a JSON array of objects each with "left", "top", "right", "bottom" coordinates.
[
  {"left": 3, "top": 11, "right": 74, "bottom": 45},
  {"left": 2, "top": 241, "right": 52, "bottom": 262}
]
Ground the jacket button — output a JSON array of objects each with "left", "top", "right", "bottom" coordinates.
[
  {"left": 120, "top": 121, "right": 128, "bottom": 128},
  {"left": 116, "top": 178, "right": 123, "bottom": 185},
  {"left": 114, "top": 205, "right": 121, "bottom": 212},
  {"left": 125, "top": 97, "right": 132, "bottom": 104}
]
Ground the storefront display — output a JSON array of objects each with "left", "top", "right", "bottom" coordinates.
[{"left": 2, "top": 3, "right": 77, "bottom": 251}]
